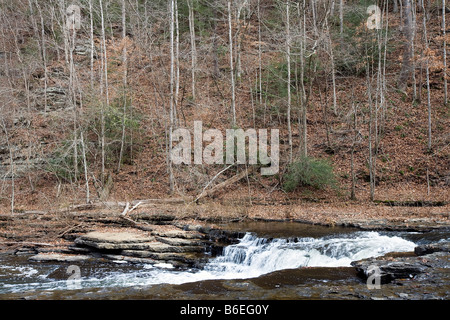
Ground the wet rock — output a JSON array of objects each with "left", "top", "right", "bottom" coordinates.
[
  {"left": 102, "top": 254, "right": 158, "bottom": 264},
  {"left": 137, "top": 251, "right": 198, "bottom": 264},
  {"left": 74, "top": 231, "right": 155, "bottom": 250},
  {"left": 181, "top": 224, "right": 212, "bottom": 234},
  {"left": 77, "top": 231, "right": 153, "bottom": 244},
  {"left": 28, "top": 253, "right": 91, "bottom": 263},
  {"left": 152, "top": 229, "right": 205, "bottom": 239},
  {"left": 207, "top": 229, "right": 244, "bottom": 244},
  {"left": 352, "top": 250, "right": 450, "bottom": 284},
  {"left": 74, "top": 239, "right": 167, "bottom": 251},
  {"left": 414, "top": 241, "right": 450, "bottom": 256},
  {"left": 121, "top": 245, "right": 202, "bottom": 256},
  {"left": 353, "top": 258, "right": 428, "bottom": 283},
  {"left": 155, "top": 237, "right": 203, "bottom": 247},
  {"left": 15, "top": 248, "right": 37, "bottom": 256}
]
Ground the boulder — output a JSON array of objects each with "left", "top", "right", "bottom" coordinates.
[
  {"left": 351, "top": 251, "right": 450, "bottom": 284},
  {"left": 414, "top": 241, "right": 450, "bottom": 256}
]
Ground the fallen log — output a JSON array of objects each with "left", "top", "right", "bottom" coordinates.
[{"left": 195, "top": 166, "right": 254, "bottom": 202}]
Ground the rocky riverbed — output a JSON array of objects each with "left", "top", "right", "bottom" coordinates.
[
  {"left": 0, "top": 208, "right": 449, "bottom": 300},
  {"left": 24, "top": 226, "right": 240, "bottom": 269}
]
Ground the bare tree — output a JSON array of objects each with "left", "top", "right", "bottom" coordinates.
[
  {"left": 398, "top": 0, "right": 414, "bottom": 93},
  {"left": 299, "top": 0, "right": 308, "bottom": 158},
  {"left": 99, "top": 0, "right": 109, "bottom": 183},
  {"left": 421, "top": 0, "right": 432, "bottom": 150},
  {"left": 339, "top": 0, "right": 344, "bottom": 36},
  {"left": 169, "top": 0, "right": 175, "bottom": 193},
  {"left": 188, "top": 0, "right": 197, "bottom": 101},
  {"left": 174, "top": 0, "right": 179, "bottom": 126},
  {"left": 118, "top": 0, "right": 128, "bottom": 172},
  {"left": 89, "top": 0, "right": 95, "bottom": 89},
  {"left": 286, "top": 0, "right": 293, "bottom": 163},
  {"left": 228, "top": 0, "right": 236, "bottom": 126},
  {"left": 1, "top": 118, "right": 14, "bottom": 213},
  {"left": 443, "top": 0, "right": 448, "bottom": 104},
  {"left": 257, "top": 0, "right": 263, "bottom": 106}
]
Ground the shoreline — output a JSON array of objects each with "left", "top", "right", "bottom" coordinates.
[
  {"left": 0, "top": 201, "right": 449, "bottom": 300},
  {"left": 1, "top": 200, "right": 449, "bottom": 253}
]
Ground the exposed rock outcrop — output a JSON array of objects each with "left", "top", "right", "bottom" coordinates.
[{"left": 351, "top": 241, "right": 450, "bottom": 285}]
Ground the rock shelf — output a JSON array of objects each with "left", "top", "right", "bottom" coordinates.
[{"left": 27, "top": 225, "right": 229, "bottom": 268}]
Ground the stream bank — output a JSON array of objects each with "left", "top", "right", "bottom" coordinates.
[
  {"left": 0, "top": 218, "right": 449, "bottom": 300},
  {"left": 0, "top": 202, "right": 449, "bottom": 300}
]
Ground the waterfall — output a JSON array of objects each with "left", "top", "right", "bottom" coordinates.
[
  {"left": 202, "top": 231, "right": 416, "bottom": 279},
  {"left": 0, "top": 231, "right": 417, "bottom": 293}
]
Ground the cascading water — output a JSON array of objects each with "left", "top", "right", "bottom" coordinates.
[
  {"left": 203, "top": 231, "right": 416, "bottom": 278},
  {"left": 0, "top": 231, "right": 417, "bottom": 294}
]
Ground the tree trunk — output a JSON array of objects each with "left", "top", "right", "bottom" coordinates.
[
  {"left": 99, "top": 0, "right": 108, "bottom": 183},
  {"left": 169, "top": 0, "right": 175, "bottom": 193},
  {"left": 398, "top": 0, "right": 414, "bottom": 92},
  {"left": 174, "top": 0, "right": 179, "bottom": 126},
  {"left": 89, "top": 0, "right": 94, "bottom": 90},
  {"left": 350, "top": 100, "right": 357, "bottom": 201},
  {"left": 339, "top": 0, "right": 344, "bottom": 36},
  {"left": 286, "top": 1, "right": 292, "bottom": 163},
  {"left": 366, "top": 60, "right": 375, "bottom": 201},
  {"left": 422, "top": 0, "right": 432, "bottom": 150},
  {"left": 80, "top": 131, "right": 90, "bottom": 203},
  {"left": 228, "top": 1, "right": 236, "bottom": 126},
  {"left": 443, "top": 0, "right": 448, "bottom": 104},
  {"left": 257, "top": 0, "right": 263, "bottom": 106},
  {"left": 300, "top": 0, "right": 308, "bottom": 158},
  {"left": 188, "top": 0, "right": 196, "bottom": 101},
  {"left": 118, "top": 0, "right": 128, "bottom": 173}
]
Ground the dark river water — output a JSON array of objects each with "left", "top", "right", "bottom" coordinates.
[{"left": 0, "top": 222, "right": 448, "bottom": 299}]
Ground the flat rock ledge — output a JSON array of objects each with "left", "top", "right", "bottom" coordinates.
[
  {"left": 28, "top": 226, "right": 235, "bottom": 267},
  {"left": 28, "top": 253, "right": 92, "bottom": 263}
]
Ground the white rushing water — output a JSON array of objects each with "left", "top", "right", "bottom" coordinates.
[{"left": 0, "top": 231, "right": 416, "bottom": 293}]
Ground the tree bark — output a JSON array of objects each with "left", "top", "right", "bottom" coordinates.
[
  {"left": 286, "top": 1, "right": 292, "bottom": 163},
  {"left": 228, "top": 1, "right": 236, "bottom": 126},
  {"left": 169, "top": 0, "right": 175, "bottom": 193},
  {"left": 422, "top": 0, "right": 432, "bottom": 150},
  {"left": 188, "top": 0, "right": 196, "bottom": 101},
  {"left": 398, "top": 0, "right": 414, "bottom": 92},
  {"left": 118, "top": 0, "right": 128, "bottom": 173},
  {"left": 443, "top": 0, "right": 448, "bottom": 104}
]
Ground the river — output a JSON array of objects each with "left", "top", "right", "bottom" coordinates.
[{"left": 0, "top": 221, "right": 448, "bottom": 299}]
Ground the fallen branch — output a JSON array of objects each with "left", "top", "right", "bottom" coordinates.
[
  {"left": 120, "top": 202, "right": 130, "bottom": 216},
  {"left": 121, "top": 201, "right": 142, "bottom": 217},
  {"left": 118, "top": 215, "right": 154, "bottom": 232},
  {"left": 55, "top": 223, "right": 86, "bottom": 239},
  {"left": 194, "top": 166, "right": 254, "bottom": 202}
]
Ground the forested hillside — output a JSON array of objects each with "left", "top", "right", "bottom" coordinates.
[{"left": 0, "top": 0, "right": 448, "bottom": 213}]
